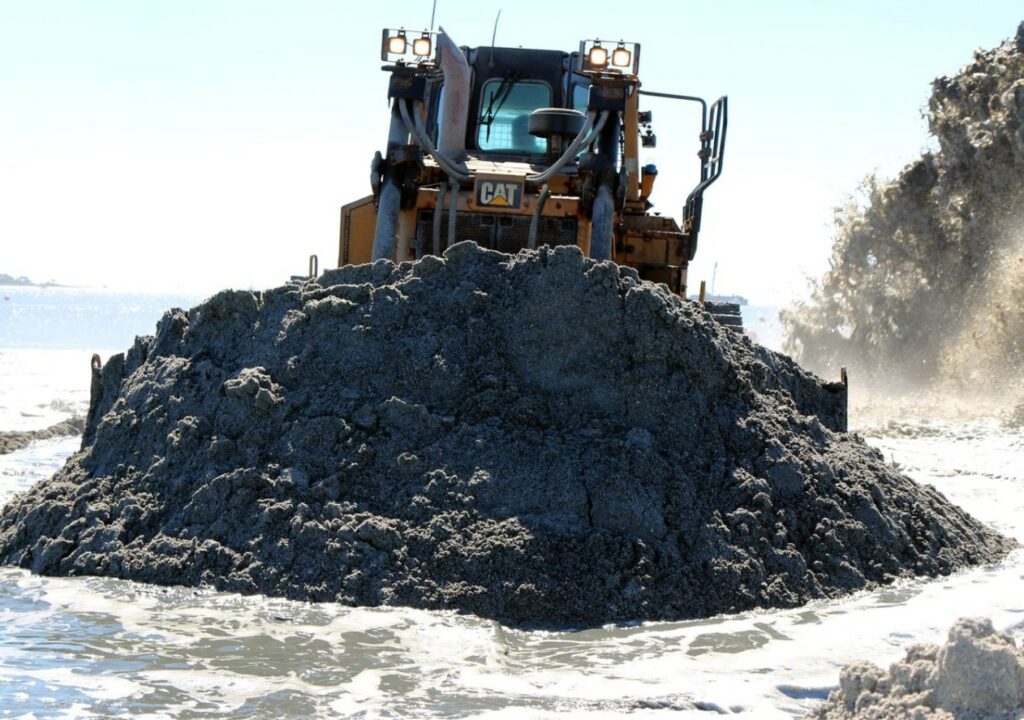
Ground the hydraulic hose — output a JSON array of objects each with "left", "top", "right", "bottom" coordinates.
[
  {"left": 399, "top": 100, "right": 472, "bottom": 184},
  {"left": 526, "top": 111, "right": 609, "bottom": 185},
  {"left": 447, "top": 179, "right": 459, "bottom": 249},
  {"left": 527, "top": 184, "right": 550, "bottom": 250},
  {"left": 432, "top": 179, "right": 447, "bottom": 256},
  {"left": 578, "top": 116, "right": 609, "bottom": 155},
  {"left": 396, "top": 100, "right": 466, "bottom": 252}
]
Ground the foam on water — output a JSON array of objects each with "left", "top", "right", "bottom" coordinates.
[
  {"left": 0, "top": 350, "right": 98, "bottom": 433},
  {"left": 0, "top": 436, "right": 79, "bottom": 508}
]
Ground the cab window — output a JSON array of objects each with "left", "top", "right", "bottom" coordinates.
[
  {"left": 571, "top": 83, "right": 590, "bottom": 112},
  {"left": 477, "top": 80, "right": 551, "bottom": 153}
]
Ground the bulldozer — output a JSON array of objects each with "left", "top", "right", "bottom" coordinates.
[{"left": 338, "top": 27, "right": 727, "bottom": 298}]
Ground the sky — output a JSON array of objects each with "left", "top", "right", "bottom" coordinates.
[{"left": 1, "top": 1, "right": 1022, "bottom": 303}]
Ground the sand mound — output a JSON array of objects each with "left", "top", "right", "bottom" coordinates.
[
  {"left": 783, "top": 23, "right": 1024, "bottom": 399},
  {"left": 0, "top": 244, "right": 1012, "bottom": 627},
  {"left": 808, "top": 618, "right": 1024, "bottom": 719}
]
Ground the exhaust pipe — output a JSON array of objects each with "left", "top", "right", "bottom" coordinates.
[{"left": 437, "top": 26, "right": 469, "bottom": 162}]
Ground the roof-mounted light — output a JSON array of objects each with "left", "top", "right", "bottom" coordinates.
[
  {"left": 611, "top": 43, "right": 632, "bottom": 68},
  {"left": 579, "top": 39, "right": 640, "bottom": 76},
  {"left": 387, "top": 33, "right": 407, "bottom": 55},
  {"left": 412, "top": 34, "right": 432, "bottom": 57},
  {"left": 380, "top": 28, "right": 438, "bottom": 64}
]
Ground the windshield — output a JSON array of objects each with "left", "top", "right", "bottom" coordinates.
[{"left": 477, "top": 79, "right": 551, "bottom": 154}]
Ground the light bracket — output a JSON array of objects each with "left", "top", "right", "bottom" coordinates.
[
  {"left": 381, "top": 28, "right": 438, "bottom": 65},
  {"left": 578, "top": 38, "right": 640, "bottom": 76}
]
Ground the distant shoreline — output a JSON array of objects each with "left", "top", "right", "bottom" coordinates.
[{"left": 0, "top": 274, "right": 66, "bottom": 288}]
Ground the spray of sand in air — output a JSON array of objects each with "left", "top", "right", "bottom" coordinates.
[{"left": 782, "top": 23, "right": 1024, "bottom": 426}]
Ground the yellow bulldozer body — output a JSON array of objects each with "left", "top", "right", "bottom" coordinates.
[{"left": 338, "top": 31, "right": 726, "bottom": 298}]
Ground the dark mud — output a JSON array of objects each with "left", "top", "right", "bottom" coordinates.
[
  {"left": 784, "top": 23, "right": 1024, "bottom": 396},
  {"left": 0, "top": 417, "right": 85, "bottom": 455},
  {"left": 0, "top": 244, "right": 1013, "bottom": 627}
]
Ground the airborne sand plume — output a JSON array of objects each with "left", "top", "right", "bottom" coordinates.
[
  {"left": 0, "top": 243, "right": 1012, "bottom": 627},
  {"left": 784, "top": 23, "right": 1024, "bottom": 410}
]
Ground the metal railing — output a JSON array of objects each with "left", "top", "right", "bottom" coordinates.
[{"left": 637, "top": 90, "right": 728, "bottom": 237}]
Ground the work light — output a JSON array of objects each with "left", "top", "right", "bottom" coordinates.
[
  {"left": 611, "top": 44, "right": 631, "bottom": 68},
  {"left": 579, "top": 39, "right": 639, "bottom": 75},
  {"left": 413, "top": 35, "right": 432, "bottom": 56},
  {"left": 381, "top": 28, "right": 437, "bottom": 63},
  {"left": 588, "top": 44, "right": 609, "bottom": 67},
  {"left": 387, "top": 33, "right": 407, "bottom": 55}
]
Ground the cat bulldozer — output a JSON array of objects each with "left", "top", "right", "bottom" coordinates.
[{"left": 338, "top": 27, "right": 726, "bottom": 297}]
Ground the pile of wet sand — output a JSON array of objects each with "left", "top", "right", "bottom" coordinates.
[
  {"left": 784, "top": 23, "right": 1024, "bottom": 397},
  {"left": 808, "top": 617, "right": 1024, "bottom": 719},
  {"left": 0, "top": 417, "right": 84, "bottom": 455},
  {"left": 0, "top": 244, "right": 1013, "bottom": 626}
]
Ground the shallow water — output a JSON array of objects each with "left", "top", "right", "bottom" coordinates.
[
  {"left": 1, "top": 295, "right": 1022, "bottom": 718},
  {"left": 0, "top": 284, "right": 197, "bottom": 432},
  {"left": 0, "top": 286, "right": 200, "bottom": 351}
]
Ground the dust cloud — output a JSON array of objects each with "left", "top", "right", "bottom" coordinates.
[{"left": 783, "top": 23, "right": 1024, "bottom": 422}]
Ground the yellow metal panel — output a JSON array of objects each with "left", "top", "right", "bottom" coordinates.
[
  {"left": 414, "top": 188, "right": 580, "bottom": 219},
  {"left": 343, "top": 187, "right": 591, "bottom": 263},
  {"left": 578, "top": 219, "right": 592, "bottom": 257},
  {"left": 616, "top": 213, "right": 690, "bottom": 293},
  {"left": 340, "top": 195, "right": 376, "bottom": 267}
]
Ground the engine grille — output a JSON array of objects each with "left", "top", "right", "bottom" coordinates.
[{"left": 414, "top": 211, "right": 577, "bottom": 256}]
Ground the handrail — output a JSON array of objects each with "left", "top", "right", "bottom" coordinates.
[
  {"left": 637, "top": 89, "right": 707, "bottom": 141},
  {"left": 684, "top": 95, "right": 728, "bottom": 234},
  {"left": 637, "top": 90, "right": 728, "bottom": 235}
]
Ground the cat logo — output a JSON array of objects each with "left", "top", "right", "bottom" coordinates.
[{"left": 474, "top": 177, "right": 524, "bottom": 209}]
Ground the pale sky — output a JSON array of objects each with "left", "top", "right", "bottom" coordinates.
[{"left": 2, "top": 1, "right": 1021, "bottom": 303}]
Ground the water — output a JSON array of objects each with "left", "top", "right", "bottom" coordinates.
[
  {"left": 1, "top": 290, "right": 1022, "bottom": 718},
  {"left": 740, "top": 305, "right": 786, "bottom": 352},
  {"left": 0, "top": 286, "right": 201, "bottom": 351}
]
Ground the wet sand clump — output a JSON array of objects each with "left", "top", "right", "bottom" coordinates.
[
  {"left": 808, "top": 618, "right": 1024, "bottom": 719},
  {"left": 0, "top": 417, "right": 85, "bottom": 455},
  {"left": 0, "top": 244, "right": 1013, "bottom": 627}
]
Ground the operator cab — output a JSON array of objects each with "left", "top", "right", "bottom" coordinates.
[{"left": 461, "top": 47, "right": 590, "bottom": 164}]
